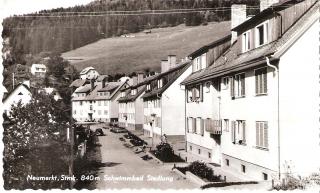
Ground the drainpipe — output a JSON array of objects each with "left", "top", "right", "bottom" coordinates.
[{"left": 266, "top": 57, "right": 280, "bottom": 180}]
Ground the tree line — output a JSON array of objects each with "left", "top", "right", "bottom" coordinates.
[{"left": 2, "top": 0, "right": 259, "bottom": 66}]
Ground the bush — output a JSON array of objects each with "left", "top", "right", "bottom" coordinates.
[{"left": 154, "top": 142, "right": 175, "bottom": 162}]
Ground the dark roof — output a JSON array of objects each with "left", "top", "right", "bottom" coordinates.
[
  {"left": 141, "top": 61, "right": 192, "bottom": 99},
  {"left": 232, "top": 0, "right": 305, "bottom": 32},
  {"left": 188, "top": 34, "right": 231, "bottom": 59},
  {"left": 118, "top": 85, "right": 146, "bottom": 103},
  {"left": 3, "top": 83, "right": 32, "bottom": 102},
  {"left": 69, "top": 79, "right": 87, "bottom": 88},
  {"left": 182, "top": 1, "right": 319, "bottom": 85}
]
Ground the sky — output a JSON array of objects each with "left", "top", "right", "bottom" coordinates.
[{"left": 0, "top": 0, "right": 94, "bottom": 18}]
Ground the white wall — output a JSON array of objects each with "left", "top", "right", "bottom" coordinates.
[
  {"left": 3, "top": 85, "right": 32, "bottom": 114},
  {"left": 278, "top": 19, "right": 320, "bottom": 177}
]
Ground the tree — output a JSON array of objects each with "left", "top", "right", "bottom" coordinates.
[{"left": 3, "top": 92, "right": 71, "bottom": 189}]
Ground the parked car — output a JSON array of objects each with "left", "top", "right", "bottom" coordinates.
[
  {"left": 95, "top": 128, "right": 105, "bottom": 136},
  {"left": 110, "top": 127, "right": 127, "bottom": 133}
]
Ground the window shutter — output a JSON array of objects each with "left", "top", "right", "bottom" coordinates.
[
  {"left": 231, "top": 121, "right": 235, "bottom": 143},
  {"left": 255, "top": 72, "right": 259, "bottom": 94},
  {"left": 193, "top": 118, "right": 196, "bottom": 133},
  {"left": 241, "top": 74, "right": 245, "bottom": 96},
  {"left": 263, "top": 71, "right": 267, "bottom": 94},
  {"left": 264, "top": 122, "right": 268, "bottom": 148},
  {"left": 186, "top": 118, "right": 189, "bottom": 133},
  {"left": 256, "top": 122, "right": 259, "bottom": 146},
  {"left": 242, "top": 121, "right": 246, "bottom": 142},
  {"left": 200, "top": 84, "right": 203, "bottom": 102},
  {"left": 200, "top": 119, "right": 204, "bottom": 136},
  {"left": 259, "top": 123, "right": 264, "bottom": 147},
  {"left": 230, "top": 76, "right": 235, "bottom": 98}
]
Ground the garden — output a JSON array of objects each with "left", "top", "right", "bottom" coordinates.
[{"left": 151, "top": 142, "right": 185, "bottom": 162}]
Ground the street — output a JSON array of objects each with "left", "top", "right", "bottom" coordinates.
[{"left": 94, "top": 129, "right": 198, "bottom": 189}]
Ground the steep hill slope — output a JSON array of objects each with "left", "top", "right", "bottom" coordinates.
[{"left": 62, "top": 21, "right": 230, "bottom": 74}]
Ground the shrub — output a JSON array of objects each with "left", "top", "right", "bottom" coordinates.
[
  {"left": 154, "top": 142, "right": 175, "bottom": 162},
  {"left": 188, "top": 161, "right": 219, "bottom": 181}
]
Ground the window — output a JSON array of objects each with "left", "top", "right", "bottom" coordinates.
[
  {"left": 104, "top": 110, "right": 108, "bottom": 115},
  {"left": 256, "top": 121, "right": 268, "bottom": 149},
  {"left": 241, "top": 165, "right": 246, "bottom": 173},
  {"left": 121, "top": 92, "right": 125, "bottom": 97},
  {"left": 204, "top": 81, "right": 211, "bottom": 93},
  {"left": 188, "top": 84, "right": 203, "bottom": 102},
  {"left": 146, "top": 84, "right": 151, "bottom": 91},
  {"left": 208, "top": 152, "right": 211, "bottom": 158},
  {"left": 226, "top": 159, "right": 230, "bottom": 166},
  {"left": 223, "top": 119, "right": 229, "bottom": 132},
  {"left": 263, "top": 173, "right": 268, "bottom": 180},
  {"left": 255, "top": 67, "right": 268, "bottom": 95},
  {"left": 198, "top": 149, "right": 201, "bottom": 154},
  {"left": 98, "top": 101, "right": 101, "bottom": 106},
  {"left": 196, "top": 118, "right": 202, "bottom": 134},
  {"left": 73, "top": 110, "right": 76, "bottom": 115},
  {"left": 192, "top": 57, "right": 202, "bottom": 72},
  {"left": 90, "top": 105, "right": 93, "bottom": 110},
  {"left": 157, "top": 79, "right": 163, "bottom": 89},
  {"left": 242, "top": 31, "right": 251, "bottom": 52},
  {"left": 222, "top": 77, "right": 229, "bottom": 90},
  {"left": 190, "top": 145, "right": 192, "bottom": 151},
  {"left": 80, "top": 101, "right": 83, "bottom": 106},
  {"left": 131, "top": 89, "right": 137, "bottom": 95},
  {"left": 231, "top": 120, "right": 246, "bottom": 144},
  {"left": 256, "top": 22, "right": 268, "bottom": 47},
  {"left": 231, "top": 73, "right": 245, "bottom": 98}
]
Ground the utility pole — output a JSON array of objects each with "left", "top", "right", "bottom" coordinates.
[{"left": 12, "top": 72, "right": 15, "bottom": 89}]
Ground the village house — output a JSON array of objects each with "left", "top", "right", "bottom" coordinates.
[
  {"left": 79, "top": 66, "right": 99, "bottom": 80},
  {"left": 3, "top": 80, "right": 32, "bottom": 116},
  {"left": 30, "top": 63, "right": 47, "bottom": 78},
  {"left": 181, "top": 0, "right": 319, "bottom": 181},
  {"left": 139, "top": 55, "right": 192, "bottom": 149},
  {"left": 71, "top": 76, "right": 129, "bottom": 124},
  {"left": 118, "top": 73, "right": 145, "bottom": 132},
  {"left": 40, "top": 87, "right": 63, "bottom": 101}
]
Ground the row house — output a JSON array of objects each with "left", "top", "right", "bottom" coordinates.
[
  {"left": 181, "top": 0, "right": 319, "bottom": 181},
  {"left": 72, "top": 77, "right": 129, "bottom": 123},
  {"left": 139, "top": 55, "right": 192, "bottom": 149},
  {"left": 118, "top": 73, "right": 146, "bottom": 131}
]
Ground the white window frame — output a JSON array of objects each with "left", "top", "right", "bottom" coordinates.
[
  {"left": 254, "top": 67, "right": 268, "bottom": 95},
  {"left": 255, "top": 21, "right": 269, "bottom": 47},
  {"left": 242, "top": 30, "right": 251, "bottom": 52},
  {"left": 234, "top": 73, "right": 245, "bottom": 98},
  {"left": 157, "top": 79, "right": 163, "bottom": 89},
  {"left": 222, "top": 77, "right": 229, "bottom": 90},
  {"left": 256, "top": 121, "right": 269, "bottom": 149},
  {"left": 223, "top": 119, "right": 229, "bottom": 132}
]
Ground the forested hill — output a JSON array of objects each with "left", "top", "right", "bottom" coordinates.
[{"left": 2, "top": 0, "right": 259, "bottom": 65}]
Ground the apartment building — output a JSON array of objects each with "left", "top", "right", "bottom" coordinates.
[
  {"left": 118, "top": 73, "right": 145, "bottom": 131},
  {"left": 181, "top": 0, "right": 319, "bottom": 181},
  {"left": 139, "top": 55, "right": 192, "bottom": 149}
]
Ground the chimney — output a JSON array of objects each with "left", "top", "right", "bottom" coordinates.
[
  {"left": 161, "top": 60, "right": 169, "bottom": 73},
  {"left": 137, "top": 72, "right": 144, "bottom": 83},
  {"left": 260, "top": 0, "right": 280, "bottom": 12},
  {"left": 132, "top": 76, "right": 138, "bottom": 85},
  {"left": 102, "top": 77, "right": 107, "bottom": 88},
  {"left": 90, "top": 79, "right": 95, "bottom": 91},
  {"left": 231, "top": 4, "right": 247, "bottom": 44},
  {"left": 168, "top": 55, "right": 177, "bottom": 69}
]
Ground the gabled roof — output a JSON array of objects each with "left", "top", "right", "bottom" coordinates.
[
  {"left": 80, "top": 67, "right": 95, "bottom": 75},
  {"left": 69, "top": 79, "right": 88, "bottom": 88},
  {"left": 181, "top": 0, "right": 319, "bottom": 85},
  {"left": 97, "top": 82, "right": 121, "bottom": 92},
  {"left": 3, "top": 83, "right": 31, "bottom": 102},
  {"left": 118, "top": 85, "right": 146, "bottom": 103},
  {"left": 141, "top": 61, "right": 191, "bottom": 99},
  {"left": 188, "top": 34, "right": 231, "bottom": 59}
]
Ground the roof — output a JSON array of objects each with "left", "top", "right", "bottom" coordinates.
[
  {"left": 181, "top": 0, "right": 319, "bottom": 85},
  {"left": 232, "top": 0, "right": 306, "bottom": 32},
  {"left": 140, "top": 61, "right": 192, "bottom": 99},
  {"left": 188, "top": 34, "right": 231, "bottom": 59},
  {"left": 31, "top": 63, "right": 46, "bottom": 68},
  {"left": 96, "top": 75, "right": 109, "bottom": 82},
  {"left": 72, "top": 81, "right": 127, "bottom": 101},
  {"left": 3, "top": 83, "right": 31, "bottom": 102},
  {"left": 80, "top": 67, "right": 95, "bottom": 75},
  {"left": 118, "top": 85, "right": 146, "bottom": 103},
  {"left": 69, "top": 79, "right": 87, "bottom": 88}
]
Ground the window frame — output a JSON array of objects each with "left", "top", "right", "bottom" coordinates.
[
  {"left": 254, "top": 67, "right": 268, "bottom": 96},
  {"left": 233, "top": 73, "right": 246, "bottom": 98},
  {"left": 255, "top": 21, "right": 269, "bottom": 48},
  {"left": 256, "top": 121, "right": 269, "bottom": 150},
  {"left": 242, "top": 30, "right": 251, "bottom": 52}
]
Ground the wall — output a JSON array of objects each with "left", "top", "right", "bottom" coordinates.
[
  {"left": 134, "top": 93, "right": 144, "bottom": 129},
  {"left": 3, "top": 85, "right": 32, "bottom": 115},
  {"left": 278, "top": 19, "right": 320, "bottom": 177}
]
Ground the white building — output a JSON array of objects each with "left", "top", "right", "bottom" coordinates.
[
  {"left": 181, "top": 0, "right": 319, "bottom": 181},
  {"left": 118, "top": 73, "right": 145, "bottom": 131},
  {"left": 30, "top": 64, "right": 47, "bottom": 78},
  {"left": 141, "top": 55, "right": 192, "bottom": 149},
  {"left": 72, "top": 78, "right": 129, "bottom": 124},
  {"left": 3, "top": 81, "right": 32, "bottom": 115},
  {"left": 79, "top": 67, "right": 99, "bottom": 80},
  {"left": 42, "top": 87, "right": 62, "bottom": 101}
]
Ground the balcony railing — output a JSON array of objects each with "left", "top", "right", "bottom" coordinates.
[{"left": 205, "top": 119, "right": 222, "bottom": 135}]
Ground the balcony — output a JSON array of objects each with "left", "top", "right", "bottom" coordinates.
[{"left": 205, "top": 119, "right": 222, "bottom": 135}]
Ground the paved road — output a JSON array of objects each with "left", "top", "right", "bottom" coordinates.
[{"left": 94, "top": 130, "right": 198, "bottom": 189}]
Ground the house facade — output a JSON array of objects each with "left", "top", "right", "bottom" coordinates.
[
  {"left": 139, "top": 55, "right": 192, "bottom": 149},
  {"left": 30, "top": 64, "right": 46, "bottom": 78},
  {"left": 3, "top": 81, "right": 32, "bottom": 116},
  {"left": 118, "top": 73, "right": 145, "bottom": 131},
  {"left": 79, "top": 67, "right": 99, "bottom": 80},
  {"left": 181, "top": 0, "right": 319, "bottom": 181},
  {"left": 72, "top": 78, "right": 129, "bottom": 124}
]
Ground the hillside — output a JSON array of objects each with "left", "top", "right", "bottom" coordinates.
[{"left": 62, "top": 21, "right": 230, "bottom": 75}]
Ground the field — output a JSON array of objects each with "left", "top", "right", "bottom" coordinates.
[{"left": 62, "top": 21, "right": 230, "bottom": 75}]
